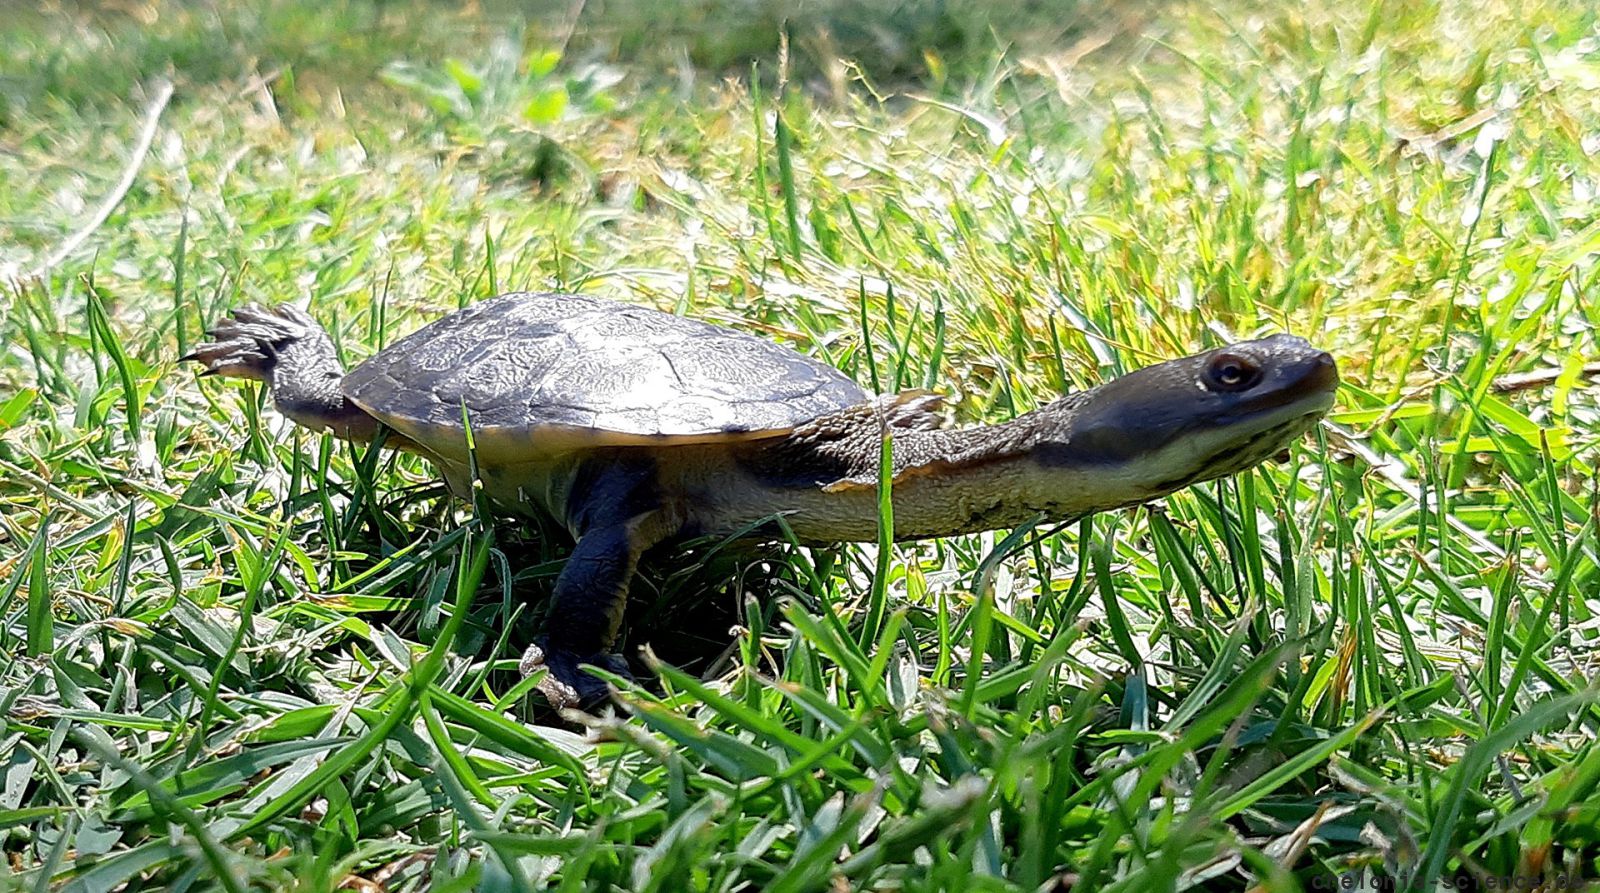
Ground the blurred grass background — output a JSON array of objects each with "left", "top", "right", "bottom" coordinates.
[{"left": 2, "top": 0, "right": 1600, "bottom": 890}]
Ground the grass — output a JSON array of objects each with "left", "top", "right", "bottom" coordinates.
[{"left": 2, "top": 0, "right": 1600, "bottom": 888}]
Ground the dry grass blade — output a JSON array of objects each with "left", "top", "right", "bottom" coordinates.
[{"left": 23, "top": 78, "right": 174, "bottom": 279}]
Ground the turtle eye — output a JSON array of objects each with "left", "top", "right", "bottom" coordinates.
[{"left": 1206, "top": 353, "right": 1261, "bottom": 392}]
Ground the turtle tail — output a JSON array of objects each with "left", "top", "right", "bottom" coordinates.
[{"left": 184, "top": 304, "right": 380, "bottom": 443}]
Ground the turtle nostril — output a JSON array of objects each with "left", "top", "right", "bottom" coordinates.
[{"left": 1307, "top": 352, "right": 1339, "bottom": 389}]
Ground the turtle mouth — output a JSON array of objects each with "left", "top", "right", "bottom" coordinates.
[
  {"left": 1220, "top": 387, "right": 1335, "bottom": 436},
  {"left": 1151, "top": 409, "right": 1327, "bottom": 493},
  {"left": 1146, "top": 354, "right": 1338, "bottom": 492},
  {"left": 1210, "top": 411, "right": 1324, "bottom": 471},
  {"left": 1216, "top": 349, "right": 1339, "bottom": 426}
]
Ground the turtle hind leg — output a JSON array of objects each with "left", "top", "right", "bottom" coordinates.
[{"left": 184, "top": 304, "right": 378, "bottom": 443}]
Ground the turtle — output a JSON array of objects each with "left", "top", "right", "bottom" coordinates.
[{"left": 184, "top": 291, "right": 1338, "bottom": 708}]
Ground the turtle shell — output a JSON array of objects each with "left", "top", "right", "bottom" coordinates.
[{"left": 342, "top": 292, "right": 868, "bottom": 460}]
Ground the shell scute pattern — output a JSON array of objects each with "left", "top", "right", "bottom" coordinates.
[
  {"left": 408, "top": 329, "right": 476, "bottom": 374},
  {"left": 663, "top": 337, "right": 812, "bottom": 402},
  {"left": 504, "top": 292, "right": 603, "bottom": 324},
  {"left": 430, "top": 336, "right": 568, "bottom": 412},
  {"left": 581, "top": 306, "right": 695, "bottom": 343},
  {"left": 342, "top": 292, "right": 868, "bottom": 443},
  {"left": 548, "top": 348, "right": 681, "bottom": 407}
]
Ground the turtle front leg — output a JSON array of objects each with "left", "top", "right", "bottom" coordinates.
[{"left": 521, "top": 511, "right": 671, "bottom": 709}]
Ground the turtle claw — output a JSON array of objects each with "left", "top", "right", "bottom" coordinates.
[
  {"left": 182, "top": 304, "right": 317, "bottom": 382},
  {"left": 520, "top": 641, "right": 632, "bottom": 710}
]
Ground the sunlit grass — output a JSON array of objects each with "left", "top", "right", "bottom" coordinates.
[{"left": 2, "top": 0, "right": 1599, "bottom": 889}]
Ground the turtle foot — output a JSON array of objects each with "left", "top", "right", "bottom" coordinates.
[
  {"left": 181, "top": 304, "right": 319, "bottom": 382},
  {"left": 519, "top": 641, "right": 632, "bottom": 710}
]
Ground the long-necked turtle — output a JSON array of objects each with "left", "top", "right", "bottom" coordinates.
[{"left": 185, "top": 292, "right": 1338, "bottom": 707}]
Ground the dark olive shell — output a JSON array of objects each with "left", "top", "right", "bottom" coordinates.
[{"left": 342, "top": 292, "right": 867, "bottom": 456}]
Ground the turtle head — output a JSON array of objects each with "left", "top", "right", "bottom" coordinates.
[{"left": 1031, "top": 335, "right": 1338, "bottom": 504}]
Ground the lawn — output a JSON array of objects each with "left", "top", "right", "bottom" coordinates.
[{"left": 2, "top": 0, "right": 1599, "bottom": 889}]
